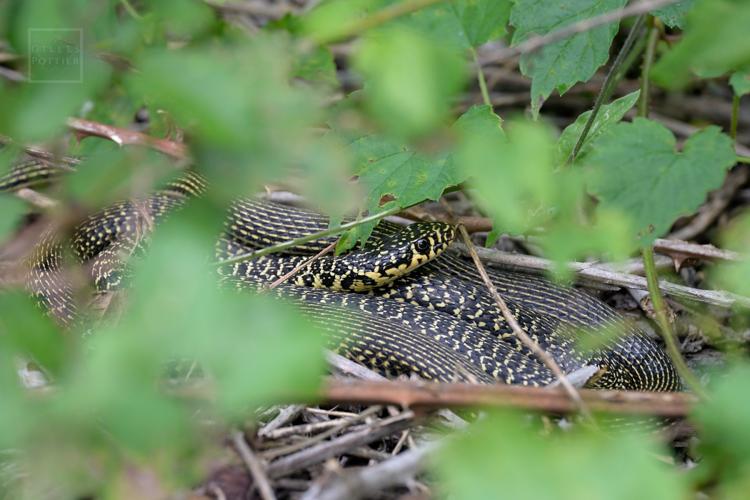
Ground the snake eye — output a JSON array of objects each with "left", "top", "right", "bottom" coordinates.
[{"left": 415, "top": 238, "right": 430, "bottom": 254}]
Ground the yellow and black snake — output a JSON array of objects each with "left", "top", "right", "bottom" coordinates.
[{"left": 1, "top": 158, "right": 681, "bottom": 391}]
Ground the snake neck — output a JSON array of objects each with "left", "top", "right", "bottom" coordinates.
[{"left": 290, "top": 221, "right": 456, "bottom": 292}]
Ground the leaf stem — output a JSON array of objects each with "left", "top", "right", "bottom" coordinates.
[
  {"left": 471, "top": 47, "right": 492, "bottom": 108},
  {"left": 737, "top": 155, "right": 750, "bottom": 164},
  {"left": 638, "top": 16, "right": 659, "bottom": 118},
  {"left": 216, "top": 205, "right": 401, "bottom": 267},
  {"left": 312, "top": 0, "right": 446, "bottom": 45},
  {"left": 731, "top": 94, "right": 740, "bottom": 141},
  {"left": 641, "top": 246, "right": 707, "bottom": 397},
  {"left": 568, "top": 14, "right": 647, "bottom": 163}
]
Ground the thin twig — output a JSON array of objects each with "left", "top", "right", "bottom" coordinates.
[
  {"left": 267, "top": 241, "right": 336, "bottom": 290},
  {"left": 321, "top": 379, "right": 697, "bottom": 417},
  {"left": 457, "top": 226, "right": 591, "bottom": 419},
  {"left": 641, "top": 247, "right": 707, "bottom": 397},
  {"left": 569, "top": 14, "right": 646, "bottom": 162},
  {"left": 258, "top": 405, "right": 305, "bottom": 438},
  {"left": 261, "top": 406, "right": 383, "bottom": 461},
  {"left": 480, "top": 0, "right": 679, "bottom": 65},
  {"left": 231, "top": 429, "right": 277, "bottom": 500},
  {"left": 453, "top": 243, "right": 750, "bottom": 309}
]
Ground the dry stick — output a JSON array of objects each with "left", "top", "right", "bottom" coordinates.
[
  {"left": 299, "top": 443, "right": 436, "bottom": 500},
  {"left": 258, "top": 405, "right": 305, "bottom": 439},
  {"left": 0, "top": 135, "right": 81, "bottom": 165},
  {"left": 457, "top": 226, "right": 591, "bottom": 418},
  {"left": 261, "top": 406, "right": 384, "bottom": 461},
  {"left": 321, "top": 379, "right": 697, "bottom": 417},
  {"left": 14, "top": 188, "right": 58, "bottom": 209},
  {"left": 231, "top": 429, "right": 277, "bottom": 500},
  {"left": 66, "top": 118, "right": 188, "bottom": 160},
  {"left": 454, "top": 243, "right": 750, "bottom": 309},
  {"left": 266, "top": 411, "right": 415, "bottom": 479},
  {"left": 479, "top": 0, "right": 680, "bottom": 65},
  {"left": 326, "top": 352, "right": 469, "bottom": 431},
  {"left": 267, "top": 241, "right": 336, "bottom": 290},
  {"left": 652, "top": 238, "right": 740, "bottom": 262}
]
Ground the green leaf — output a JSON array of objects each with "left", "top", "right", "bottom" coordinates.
[
  {"left": 0, "top": 195, "right": 25, "bottom": 241},
  {"left": 654, "top": 0, "right": 695, "bottom": 29},
  {"left": 541, "top": 177, "right": 635, "bottom": 280},
  {"left": 587, "top": 119, "right": 736, "bottom": 245},
  {"left": 351, "top": 135, "right": 465, "bottom": 209},
  {"left": 300, "top": 0, "right": 384, "bottom": 43},
  {"left": 712, "top": 214, "right": 750, "bottom": 297},
  {"left": 693, "top": 364, "right": 750, "bottom": 491},
  {"left": 118, "top": 206, "right": 327, "bottom": 418},
  {"left": 556, "top": 89, "right": 641, "bottom": 165},
  {"left": 63, "top": 143, "right": 174, "bottom": 210},
  {"left": 510, "top": 0, "right": 627, "bottom": 117},
  {"left": 354, "top": 27, "right": 466, "bottom": 136},
  {"left": 293, "top": 46, "right": 339, "bottom": 88},
  {"left": 338, "top": 132, "right": 466, "bottom": 249},
  {"left": 730, "top": 70, "right": 750, "bottom": 97},
  {"left": 456, "top": 116, "right": 556, "bottom": 234},
  {"left": 434, "top": 410, "right": 687, "bottom": 500},
  {"left": 151, "top": 0, "right": 215, "bottom": 38},
  {"left": 127, "top": 35, "right": 322, "bottom": 200},
  {"left": 652, "top": 0, "right": 750, "bottom": 88},
  {"left": 400, "top": 0, "right": 511, "bottom": 51},
  {"left": 0, "top": 291, "right": 68, "bottom": 377},
  {"left": 450, "top": 0, "right": 512, "bottom": 47}
]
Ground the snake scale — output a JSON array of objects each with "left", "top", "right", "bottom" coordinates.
[{"left": 1, "top": 158, "right": 681, "bottom": 391}]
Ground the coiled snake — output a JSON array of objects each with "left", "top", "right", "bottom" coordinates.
[{"left": 1, "top": 160, "right": 681, "bottom": 391}]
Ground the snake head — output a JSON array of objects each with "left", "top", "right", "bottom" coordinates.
[{"left": 369, "top": 221, "right": 456, "bottom": 278}]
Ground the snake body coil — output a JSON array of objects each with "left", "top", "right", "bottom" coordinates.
[{"left": 2, "top": 161, "right": 680, "bottom": 391}]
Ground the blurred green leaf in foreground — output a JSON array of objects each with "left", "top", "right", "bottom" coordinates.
[{"left": 434, "top": 410, "right": 687, "bottom": 500}]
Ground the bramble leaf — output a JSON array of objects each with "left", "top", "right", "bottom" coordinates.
[
  {"left": 587, "top": 118, "right": 736, "bottom": 245},
  {"left": 510, "top": 0, "right": 627, "bottom": 117}
]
